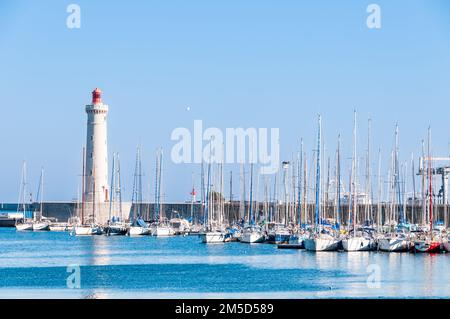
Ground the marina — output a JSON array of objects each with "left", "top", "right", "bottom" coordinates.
[
  {"left": 0, "top": 228, "right": 449, "bottom": 299},
  {"left": 1, "top": 1, "right": 450, "bottom": 302}
]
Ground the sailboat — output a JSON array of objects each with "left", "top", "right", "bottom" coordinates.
[
  {"left": 378, "top": 231, "right": 411, "bottom": 252},
  {"left": 128, "top": 146, "right": 151, "bottom": 236},
  {"left": 32, "top": 167, "right": 50, "bottom": 231},
  {"left": 73, "top": 148, "right": 103, "bottom": 236},
  {"left": 378, "top": 128, "right": 411, "bottom": 252},
  {"left": 105, "top": 153, "right": 127, "bottom": 236},
  {"left": 199, "top": 147, "right": 227, "bottom": 243},
  {"left": 414, "top": 127, "right": 441, "bottom": 253},
  {"left": 342, "top": 113, "right": 376, "bottom": 252},
  {"left": 304, "top": 115, "right": 341, "bottom": 252},
  {"left": 151, "top": 148, "right": 175, "bottom": 237},
  {"left": 240, "top": 164, "right": 265, "bottom": 244},
  {"left": 15, "top": 161, "right": 34, "bottom": 231}
]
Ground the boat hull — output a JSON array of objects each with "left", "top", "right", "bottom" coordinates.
[
  {"left": 200, "top": 232, "right": 226, "bottom": 243},
  {"left": 16, "top": 223, "right": 34, "bottom": 231},
  {"left": 105, "top": 225, "right": 127, "bottom": 236},
  {"left": 49, "top": 225, "right": 69, "bottom": 231},
  {"left": 342, "top": 237, "right": 376, "bottom": 251},
  {"left": 73, "top": 226, "right": 103, "bottom": 236},
  {"left": 378, "top": 238, "right": 410, "bottom": 252},
  {"left": 152, "top": 226, "right": 175, "bottom": 237},
  {"left": 304, "top": 237, "right": 340, "bottom": 251},
  {"left": 240, "top": 232, "right": 265, "bottom": 243},
  {"left": 414, "top": 241, "right": 441, "bottom": 253},
  {"left": 128, "top": 226, "right": 151, "bottom": 236},
  {"left": 32, "top": 222, "right": 50, "bottom": 231}
]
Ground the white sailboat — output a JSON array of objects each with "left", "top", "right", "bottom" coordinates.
[
  {"left": 16, "top": 222, "right": 33, "bottom": 231},
  {"left": 32, "top": 168, "right": 50, "bottom": 231},
  {"left": 105, "top": 153, "right": 127, "bottom": 236},
  {"left": 239, "top": 164, "right": 265, "bottom": 244},
  {"left": 342, "top": 230, "right": 377, "bottom": 251},
  {"left": 151, "top": 219, "right": 175, "bottom": 236},
  {"left": 378, "top": 232, "right": 411, "bottom": 252},
  {"left": 240, "top": 226, "right": 265, "bottom": 243},
  {"left": 200, "top": 153, "right": 227, "bottom": 243},
  {"left": 73, "top": 149, "right": 103, "bottom": 236},
  {"left": 304, "top": 233, "right": 340, "bottom": 251},
  {"left": 15, "top": 161, "right": 33, "bottom": 231},
  {"left": 304, "top": 115, "right": 340, "bottom": 252},
  {"left": 127, "top": 146, "right": 151, "bottom": 236},
  {"left": 342, "top": 112, "right": 376, "bottom": 252},
  {"left": 151, "top": 148, "right": 175, "bottom": 237}
]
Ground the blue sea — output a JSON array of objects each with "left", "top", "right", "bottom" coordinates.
[{"left": 0, "top": 228, "right": 448, "bottom": 299}]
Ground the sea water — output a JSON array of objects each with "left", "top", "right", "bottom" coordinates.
[{"left": 0, "top": 228, "right": 448, "bottom": 298}]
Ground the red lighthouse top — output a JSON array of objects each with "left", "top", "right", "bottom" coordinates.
[{"left": 92, "top": 88, "right": 102, "bottom": 104}]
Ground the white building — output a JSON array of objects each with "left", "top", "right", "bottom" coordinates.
[{"left": 84, "top": 88, "right": 109, "bottom": 205}]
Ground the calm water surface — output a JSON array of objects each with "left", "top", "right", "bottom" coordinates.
[{"left": 0, "top": 228, "right": 448, "bottom": 298}]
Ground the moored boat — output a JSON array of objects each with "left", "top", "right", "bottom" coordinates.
[
  {"left": 73, "top": 224, "right": 103, "bottom": 236},
  {"left": 32, "top": 221, "right": 50, "bottom": 231},
  {"left": 343, "top": 236, "right": 376, "bottom": 252},
  {"left": 16, "top": 221, "right": 34, "bottom": 231},
  {"left": 152, "top": 224, "right": 175, "bottom": 237},
  {"left": 304, "top": 233, "right": 340, "bottom": 251},
  {"left": 49, "top": 222, "right": 69, "bottom": 231},
  {"left": 240, "top": 226, "right": 265, "bottom": 244},
  {"left": 200, "top": 231, "right": 226, "bottom": 243},
  {"left": 128, "top": 225, "right": 151, "bottom": 236},
  {"left": 105, "top": 223, "right": 128, "bottom": 236},
  {"left": 414, "top": 240, "right": 441, "bottom": 253},
  {"left": 378, "top": 236, "right": 411, "bottom": 252}
]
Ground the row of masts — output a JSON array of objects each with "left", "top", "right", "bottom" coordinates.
[
  {"left": 69, "top": 110, "right": 448, "bottom": 230},
  {"left": 195, "top": 111, "right": 447, "bottom": 231}
]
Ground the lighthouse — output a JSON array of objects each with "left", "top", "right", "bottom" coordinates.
[{"left": 85, "top": 88, "right": 109, "bottom": 205}]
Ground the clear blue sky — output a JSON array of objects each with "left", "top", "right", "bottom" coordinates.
[{"left": 1, "top": 0, "right": 450, "bottom": 203}]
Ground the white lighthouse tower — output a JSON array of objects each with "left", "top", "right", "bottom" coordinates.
[{"left": 85, "top": 88, "right": 109, "bottom": 205}]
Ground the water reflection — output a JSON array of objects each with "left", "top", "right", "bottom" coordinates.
[{"left": 0, "top": 229, "right": 449, "bottom": 298}]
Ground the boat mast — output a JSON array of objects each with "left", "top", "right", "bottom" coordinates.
[
  {"left": 411, "top": 153, "right": 416, "bottom": 224},
  {"left": 427, "top": 127, "right": 433, "bottom": 232},
  {"left": 117, "top": 154, "right": 123, "bottom": 220},
  {"left": 394, "top": 124, "right": 404, "bottom": 223},
  {"left": 239, "top": 163, "right": 245, "bottom": 223},
  {"left": 303, "top": 153, "right": 307, "bottom": 226},
  {"left": 158, "top": 148, "right": 164, "bottom": 220},
  {"left": 109, "top": 153, "right": 115, "bottom": 222},
  {"left": 298, "top": 139, "right": 303, "bottom": 228},
  {"left": 205, "top": 145, "right": 212, "bottom": 230},
  {"left": 365, "top": 118, "right": 372, "bottom": 225},
  {"left": 314, "top": 115, "right": 321, "bottom": 232},
  {"left": 92, "top": 156, "right": 96, "bottom": 224},
  {"left": 229, "top": 171, "right": 233, "bottom": 223},
  {"left": 336, "top": 134, "right": 341, "bottom": 229},
  {"left": 17, "top": 161, "right": 28, "bottom": 220},
  {"left": 131, "top": 146, "right": 142, "bottom": 221},
  {"left": 81, "top": 148, "right": 86, "bottom": 224},
  {"left": 282, "top": 161, "right": 289, "bottom": 226},
  {"left": 325, "top": 156, "right": 331, "bottom": 225},
  {"left": 421, "top": 140, "right": 426, "bottom": 226},
  {"left": 249, "top": 163, "right": 254, "bottom": 225},
  {"left": 154, "top": 148, "right": 160, "bottom": 221},
  {"left": 377, "top": 148, "right": 382, "bottom": 231},
  {"left": 351, "top": 110, "right": 357, "bottom": 234},
  {"left": 39, "top": 167, "right": 44, "bottom": 221}
]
